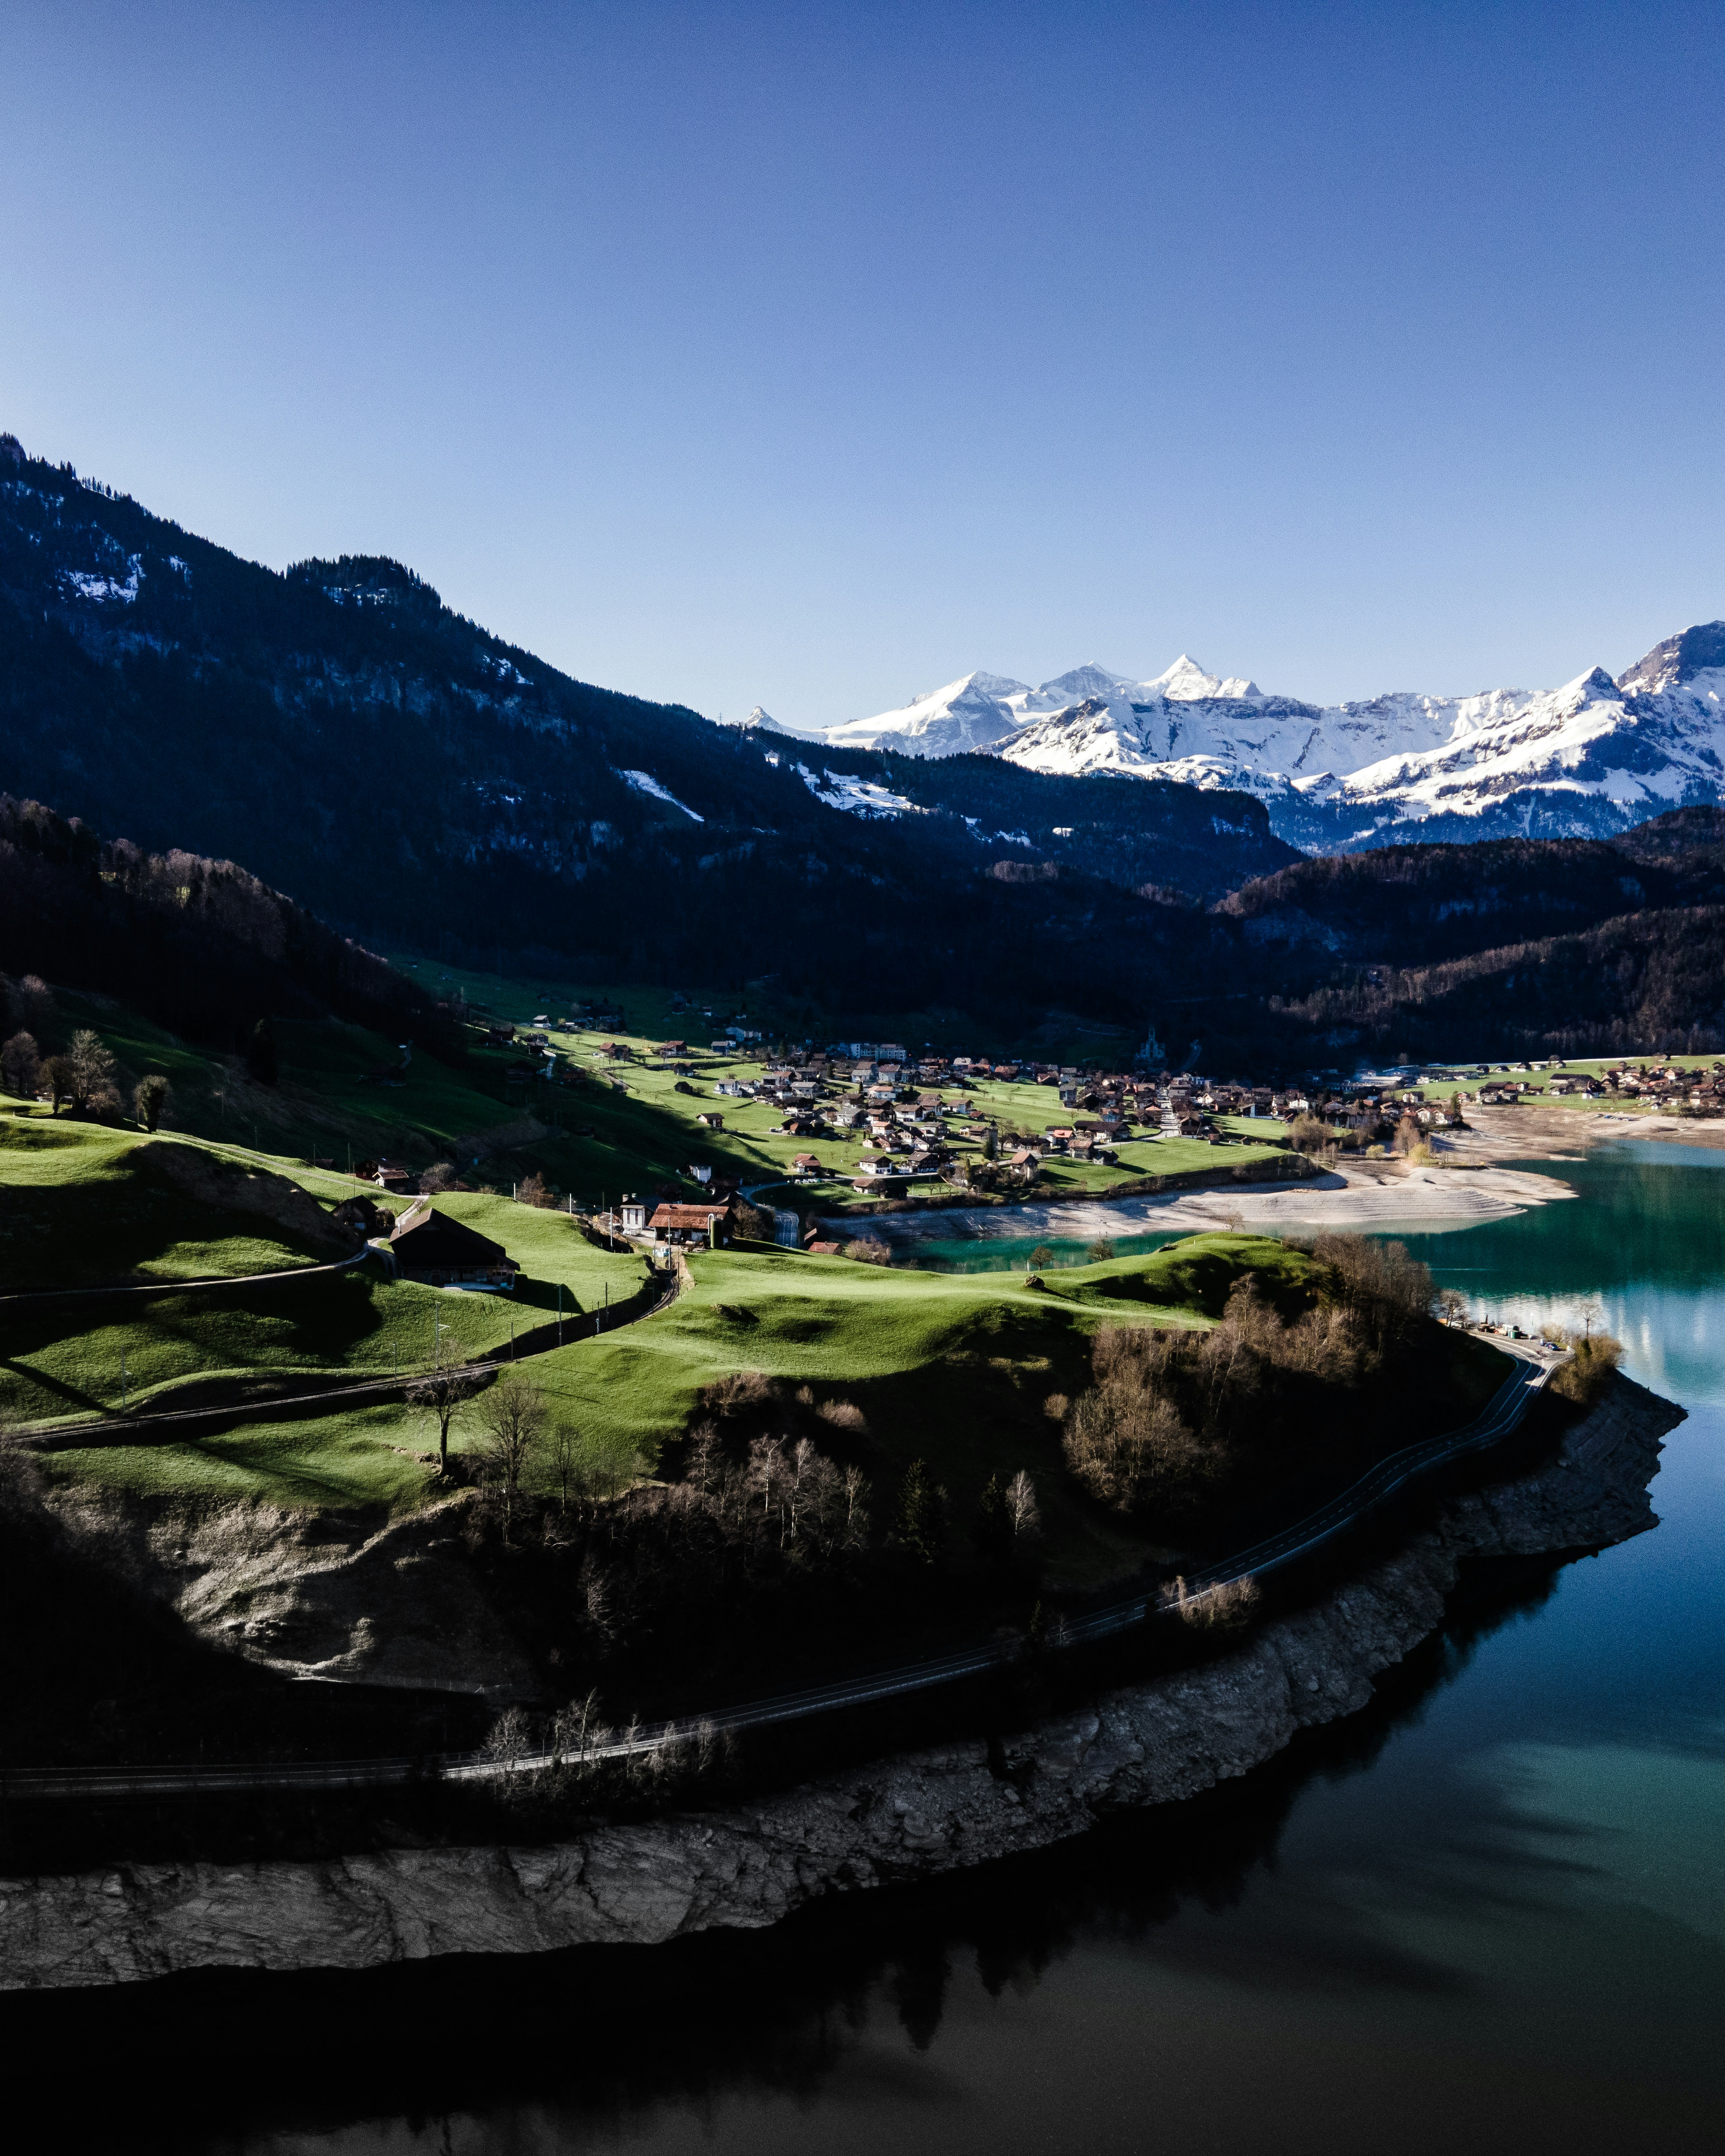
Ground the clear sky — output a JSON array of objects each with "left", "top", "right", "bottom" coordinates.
[{"left": 3, "top": 1, "right": 1722, "bottom": 725}]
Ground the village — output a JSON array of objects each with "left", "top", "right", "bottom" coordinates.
[{"left": 331, "top": 993, "right": 1725, "bottom": 1267}]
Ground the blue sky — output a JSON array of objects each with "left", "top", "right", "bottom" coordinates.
[{"left": 3, "top": 1, "right": 1721, "bottom": 724}]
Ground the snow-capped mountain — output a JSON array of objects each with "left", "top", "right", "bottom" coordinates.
[
  {"left": 818, "top": 657, "right": 1271, "bottom": 762},
  {"left": 801, "top": 626, "right": 1725, "bottom": 850},
  {"left": 720, "top": 705, "right": 822, "bottom": 740}
]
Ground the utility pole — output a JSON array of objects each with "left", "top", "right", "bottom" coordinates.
[
  {"left": 120, "top": 1350, "right": 128, "bottom": 1415},
  {"left": 557, "top": 1281, "right": 564, "bottom": 1346}
]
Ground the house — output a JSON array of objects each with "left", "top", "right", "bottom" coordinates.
[
  {"left": 620, "top": 1199, "right": 649, "bottom": 1235},
  {"left": 390, "top": 1207, "right": 519, "bottom": 1288},
  {"left": 792, "top": 1152, "right": 822, "bottom": 1175},
  {"left": 372, "top": 1164, "right": 412, "bottom": 1193},
  {"left": 645, "top": 1201, "right": 733, "bottom": 1247},
  {"left": 332, "top": 1194, "right": 394, "bottom": 1241},
  {"left": 695, "top": 1111, "right": 724, "bottom": 1129}
]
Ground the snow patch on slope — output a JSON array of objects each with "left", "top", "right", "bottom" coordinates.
[
  {"left": 796, "top": 765, "right": 918, "bottom": 818},
  {"left": 61, "top": 558, "right": 141, "bottom": 603},
  {"left": 621, "top": 770, "right": 704, "bottom": 821}
]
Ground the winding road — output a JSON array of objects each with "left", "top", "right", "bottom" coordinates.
[
  {"left": 2, "top": 1340, "right": 1558, "bottom": 1801},
  {"left": 12, "top": 1239, "right": 675, "bottom": 1453}
]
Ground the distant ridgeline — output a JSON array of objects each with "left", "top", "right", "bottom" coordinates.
[
  {"left": 5, "top": 433, "right": 1725, "bottom": 1067},
  {"left": 0, "top": 793, "right": 463, "bottom": 1060}
]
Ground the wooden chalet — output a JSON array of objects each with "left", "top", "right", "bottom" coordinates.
[
  {"left": 645, "top": 1201, "right": 734, "bottom": 1247},
  {"left": 390, "top": 1206, "right": 519, "bottom": 1288}
]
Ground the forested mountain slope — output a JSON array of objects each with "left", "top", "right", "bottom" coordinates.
[{"left": 0, "top": 436, "right": 1293, "bottom": 1033}]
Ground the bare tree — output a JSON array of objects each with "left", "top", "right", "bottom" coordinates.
[
  {"left": 67, "top": 1028, "right": 116, "bottom": 1113},
  {"left": 1162, "top": 1573, "right": 1261, "bottom": 1631},
  {"left": 406, "top": 1364, "right": 483, "bottom": 1477},
  {"left": 551, "top": 1687, "right": 605, "bottom": 1769},
  {"left": 482, "top": 1704, "right": 535, "bottom": 1777},
  {"left": 12, "top": 975, "right": 58, "bottom": 1045},
  {"left": 548, "top": 1421, "right": 584, "bottom": 1509},
  {"left": 1439, "top": 1289, "right": 1467, "bottom": 1327},
  {"left": 479, "top": 1368, "right": 548, "bottom": 1537},
  {"left": 1006, "top": 1469, "right": 1040, "bottom": 1541},
  {"left": 41, "top": 1054, "right": 74, "bottom": 1116}
]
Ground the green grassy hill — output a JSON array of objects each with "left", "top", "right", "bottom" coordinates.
[{"left": 0, "top": 1124, "right": 645, "bottom": 1433}]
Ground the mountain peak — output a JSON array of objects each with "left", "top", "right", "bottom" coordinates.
[
  {"left": 1616, "top": 620, "right": 1725, "bottom": 696},
  {"left": 1149, "top": 654, "right": 1264, "bottom": 703}
]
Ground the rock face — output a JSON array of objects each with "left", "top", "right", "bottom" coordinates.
[
  {"left": 44, "top": 1494, "right": 536, "bottom": 1701},
  {"left": 0, "top": 1378, "right": 1679, "bottom": 1991}
]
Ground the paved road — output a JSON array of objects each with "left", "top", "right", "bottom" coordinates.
[
  {"left": 2, "top": 1340, "right": 1558, "bottom": 1801},
  {"left": 13, "top": 1252, "right": 677, "bottom": 1453},
  {"left": 0, "top": 1244, "right": 376, "bottom": 1312}
]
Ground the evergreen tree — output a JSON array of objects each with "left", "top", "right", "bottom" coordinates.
[
  {"left": 971, "top": 1471, "right": 1011, "bottom": 1560},
  {"left": 896, "top": 1458, "right": 948, "bottom": 1565},
  {"left": 245, "top": 1016, "right": 280, "bottom": 1086}
]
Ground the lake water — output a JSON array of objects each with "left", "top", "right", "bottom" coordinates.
[{"left": 20, "top": 1147, "right": 1725, "bottom": 2152}]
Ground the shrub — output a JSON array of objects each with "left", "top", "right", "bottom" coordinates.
[
  {"left": 132, "top": 1073, "right": 170, "bottom": 1131},
  {"left": 1162, "top": 1573, "right": 1261, "bottom": 1631},
  {"left": 1550, "top": 1332, "right": 1623, "bottom": 1408},
  {"left": 843, "top": 1237, "right": 891, "bottom": 1265}
]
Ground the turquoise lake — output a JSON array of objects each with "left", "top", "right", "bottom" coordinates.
[{"left": 20, "top": 1145, "right": 1725, "bottom": 2152}]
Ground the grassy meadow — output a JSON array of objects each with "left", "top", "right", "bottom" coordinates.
[{"left": 21, "top": 1218, "right": 1308, "bottom": 1581}]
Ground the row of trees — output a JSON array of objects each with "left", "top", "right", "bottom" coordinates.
[{"left": 0, "top": 1010, "right": 170, "bottom": 1129}]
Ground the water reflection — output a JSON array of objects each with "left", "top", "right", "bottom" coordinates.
[
  {"left": 20, "top": 1552, "right": 1601, "bottom": 2152},
  {"left": 15, "top": 1150, "right": 1725, "bottom": 2154}
]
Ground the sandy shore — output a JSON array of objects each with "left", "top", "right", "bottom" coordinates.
[
  {"left": 831, "top": 1102, "right": 1721, "bottom": 1253},
  {"left": 839, "top": 1150, "right": 1576, "bottom": 1250},
  {"left": 1463, "top": 1104, "right": 1725, "bottom": 1154}
]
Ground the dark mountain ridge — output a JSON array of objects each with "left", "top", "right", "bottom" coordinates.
[
  {"left": 0, "top": 435, "right": 1294, "bottom": 1033},
  {"left": 8, "top": 431, "right": 1725, "bottom": 1070}
]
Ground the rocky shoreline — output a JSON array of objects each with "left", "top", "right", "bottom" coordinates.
[{"left": 0, "top": 1376, "right": 1680, "bottom": 1992}]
